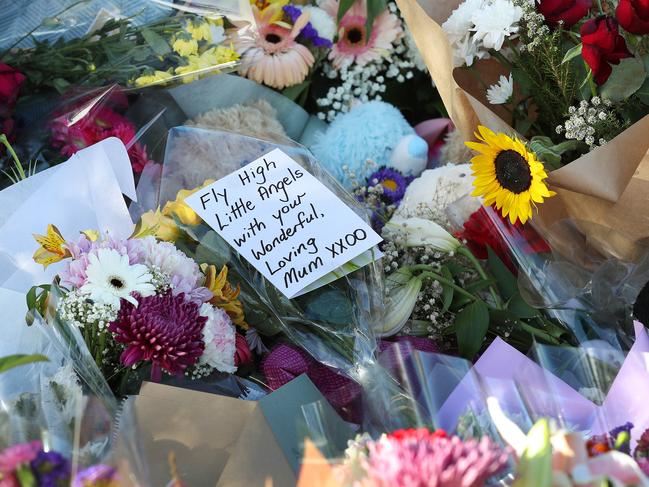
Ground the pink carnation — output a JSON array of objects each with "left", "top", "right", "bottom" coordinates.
[{"left": 0, "top": 441, "right": 42, "bottom": 474}]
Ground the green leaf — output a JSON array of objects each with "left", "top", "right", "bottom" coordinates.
[
  {"left": 600, "top": 57, "right": 646, "bottom": 102},
  {"left": 561, "top": 43, "right": 582, "bottom": 65},
  {"left": 486, "top": 246, "right": 517, "bottom": 300},
  {"left": 507, "top": 293, "right": 539, "bottom": 319},
  {"left": 141, "top": 28, "right": 171, "bottom": 56},
  {"left": 51, "top": 78, "right": 70, "bottom": 94},
  {"left": 365, "top": 0, "right": 387, "bottom": 40},
  {"left": 529, "top": 136, "right": 582, "bottom": 168},
  {"left": 0, "top": 354, "right": 48, "bottom": 374},
  {"left": 465, "top": 278, "right": 497, "bottom": 294},
  {"left": 440, "top": 266, "right": 454, "bottom": 313},
  {"left": 514, "top": 419, "right": 553, "bottom": 487},
  {"left": 282, "top": 80, "right": 311, "bottom": 101},
  {"left": 455, "top": 300, "right": 489, "bottom": 359},
  {"left": 337, "top": 0, "right": 356, "bottom": 22}
]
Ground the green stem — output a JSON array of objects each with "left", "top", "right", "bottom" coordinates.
[
  {"left": 406, "top": 264, "right": 479, "bottom": 302},
  {"left": 0, "top": 134, "right": 25, "bottom": 179},
  {"left": 518, "top": 321, "right": 561, "bottom": 345},
  {"left": 458, "top": 246, "right": 503, "bottom": 309}
]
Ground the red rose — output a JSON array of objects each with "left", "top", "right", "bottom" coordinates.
[
  {"left": 0, "top": 64, "right": 25, "bottom": 118},
  {"left": 457, "top": 206, "right": 551, "bottom": 274},
  {"left": 617, "top": 0, "right": 649, "bottom": 34},
  {"left": 581, "top": 17, "right": 632, "bottom": 85},
  {"left": 538, "top": 0, "right": 591, "bottom": 27}
]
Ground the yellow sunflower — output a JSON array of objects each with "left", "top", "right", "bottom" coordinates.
[{"left": 465, "top": 126, "right": 556, "bottom": 225}]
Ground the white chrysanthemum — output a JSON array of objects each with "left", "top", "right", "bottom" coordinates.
[
  {"left": 80, "top": 248, "right": 154, "bottom": 307},
  {"left": 470, "top": 0, "right": 523, "bottom": 51},
  {"left": 199, "top": 304, "right": 237, "bottom": 373},
  {"left": 139, "top": 237, "right": 203, "bottom": 291},
  {"left": 486, "top": 74, "right": 513, "bottom": 104},
  {"left": 302, "top": 5, "right": 336, "bottom": 41},
  {"left": 442, "top": 0, "right": 484, "bottom": 42},
  {"left": 395, "top": 163, "right": 480, "bottom": 229}
]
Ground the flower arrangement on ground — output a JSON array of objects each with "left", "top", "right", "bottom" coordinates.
[{"left": 28, "top": 223, "right": 251, "bottom": 395}]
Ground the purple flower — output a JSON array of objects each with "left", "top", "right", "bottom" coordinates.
[
  {"left": 361, "top": 429, "right": 509, "bottom": 487},
  {"left": 108, "top": 291, "right": 206, "bottom": 380},
  {"left": 30, "top": 450, "right": 70, "bottom": 487},
  {"left": 73, "top": 464, "right": 119, "bottom": 487},
  {"left": 610, "top": 422, "right": 633, "bottom": 454},
  {"left": 283, "top": 5, "right": 333, "bottom": 48},
  {"left": 366, "top": 167, "right": 412, "bottom": 204}
]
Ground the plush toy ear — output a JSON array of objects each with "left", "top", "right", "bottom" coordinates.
[{"left": 388, "top": 134, "right": 428, "bottom": 177}]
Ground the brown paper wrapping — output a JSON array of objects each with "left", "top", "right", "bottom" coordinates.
[
  {"left": 133, "top": 382, "right": 295, "bottom": 487},
  {"left": 398, "top": 0, "right": 649, "bottom": 256}
]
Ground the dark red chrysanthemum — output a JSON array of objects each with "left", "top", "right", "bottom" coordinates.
[{"left": 109, "top": 291, "right": 206, "bottom": 380}]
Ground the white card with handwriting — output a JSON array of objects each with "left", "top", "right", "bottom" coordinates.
[{"left": 185, "top": 148, "right": 382, "bottom": 298}]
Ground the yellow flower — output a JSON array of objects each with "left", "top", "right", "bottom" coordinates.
[
  {"left": 33, "top": 224, "right": 71, "bottom": 268},
  {"left": 187, "top": 21, "right": 212, "bottom": 42},
  {"left": 138, "top": 209, "right": 181, "bottom": 242},
  {"left": 466, "top": 126, "right": 555, "bottom": 225},
  {"left": 175, "top": 47, "right": 240, "bottom": 82},
  {"left": 172, "top": 37, "right": 199, "bottom": 57},
  {"left": 80, "top": 229, "right": 100, "bottom": 242},
  {"left": 162, "top": 180, "right": 215, "bottom": 225},
  {"left": 133, "top": 70, "right": 173, "bottom": 87},
  {"left": 202, "top": 264, "right": 248, "bottom": 329}
]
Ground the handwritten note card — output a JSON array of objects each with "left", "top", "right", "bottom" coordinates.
[{"left": 185, "top": 148, "right": 382, "bottom": 298}]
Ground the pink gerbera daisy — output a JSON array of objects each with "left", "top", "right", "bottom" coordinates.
[
  {"left": 321, "top": 0, "right": 402, "bottom": 68},
  {"left": 231, "top": 4, "right": 315, "bottom": 89}
]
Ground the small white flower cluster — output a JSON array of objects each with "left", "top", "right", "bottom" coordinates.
[
  {"left": 149, "top": 265, "right": 171, "bottom": 293},
  {"left": 555, "top": 97, "right": 614, "bottom": 149},
  {"left": 316, "top": 4, "right": 423, "bottom": 122},
  {"left": 514, "top": 0, "right": 550, "bottom": 52},
  {"left": 443, "top": 0, "right": 523, "bottom": 67},
  {"left": 58, "top": 290, "right": 118, "bottom": 330},
  {"left": 381, "top": 234, "right": 459, "bottom": 342}
]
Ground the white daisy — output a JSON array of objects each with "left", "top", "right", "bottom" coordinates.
[
  {"left": 486, "top": 73, "right": 513, "bottom": 104},
  {"left": 80, "top": 248, "right": 155, "bottom": 307},
  {"left": 470, "top": 0, "right": 522, "bottom": 51}
]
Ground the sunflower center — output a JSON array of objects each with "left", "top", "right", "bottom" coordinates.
[
  {"left": 381, "top": 179, "right": 398, "bottom": 191},
  {"left": 494, "top": 150, "right": 532, "bottom": 194},
  {"left": 265, "top": 33, "right": 283, "bottom": 44},
  {"left": 109, "top": 277, "right": 125, "bottom": 289},
  {"left": 346, "top": 27, "right": 364, "bottom": 44}
]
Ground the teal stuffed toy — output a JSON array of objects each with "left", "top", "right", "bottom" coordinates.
[{"left": 310, "top": 101, "right": 428, "bottom": 188}]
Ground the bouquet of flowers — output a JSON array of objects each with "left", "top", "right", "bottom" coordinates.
[
  {"left": 28, "top": 223, "right": 250, "bottom": 396},
  {"left": 397, "top": 0, "right": 649, "bottom": 258},
  {"left": 0, "top": 1, "right": 246, "bottom": 92}
]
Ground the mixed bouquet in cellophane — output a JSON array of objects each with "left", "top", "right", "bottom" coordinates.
[
  {"left": 0, "top": 306, "right": 149, "bottom": 486},
  {"left": 130, "top": 126, "right": 386, "bottom": 411},
  {"left": 0, "top": 0, "right": 252, "bottom": 91},
  {"left": 396, "top": 0, "right": 649, "bottom": 262},
  {"left": 0, "top": 0, "right": 259, "bottom": 186},
  {"left": 0, "top": 83, "right": 170, "bottom": 186},
  {"left": 298, "top": 320, "right": 649, "bottom": 486}
]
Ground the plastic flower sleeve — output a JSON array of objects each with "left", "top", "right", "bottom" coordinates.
[
  {"left": 452, "top": 201, "right": 638, "bottom": 346},
  {"left": 1, "top": 0, "right": 253, "bottom": 93},
  {"left": 132, "top": 126, "right": 383, "bottom": 374},
  {"left": 8, "top": 83, "right": 169, "bottom": 179}
]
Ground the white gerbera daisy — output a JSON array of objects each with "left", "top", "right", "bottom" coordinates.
[
  {"left": 470, "top": 0, "right": 522, "bottom": 51},
  {"left": 486, "top": 74, "right": 513, "bottom": 104},
  {"left": 80, "top": 248, "right": 155, "bottom": 307}
]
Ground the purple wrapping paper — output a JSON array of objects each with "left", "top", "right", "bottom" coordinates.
[{"left": 435, "top": 322, "right": 649, "bottom": 443}]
